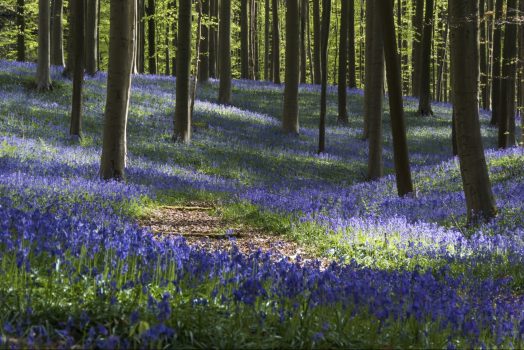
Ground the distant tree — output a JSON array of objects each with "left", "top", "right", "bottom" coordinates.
[
  {"left": 411, "top": 0, "right": 424, "bottom": 96},
  {"left": 50, "top": 0, "right": 64, "bottom": 66},
  {"left": 312, "top": 0, "right": 321, "bottom": 84},
  {"left": 240, "top": 0, "right": 249, "bottom": 79},
  {"left": 282, "top": 0, "right": 300, "bottom": 134},
  {"left": 520, "top": 0, "right": 524, "bottom": 145},
  {"left": 337, "top": 0, "right": 349, "bottom": 124},
  {"left": 490, "top": 0, "right": 504, "bottom": 125},
  {"left": 498, "top": 0, "right": 518, "bottom": 148},
  {"left": 300, "top": 0, "right": 307, "bottom": 84},
  {"left": 36, "top": 0, "right": 52, "bottom": 90},
  {"left": 16, "top": 0, "right": 25, "bottom": 62},
  {"left": 271, "top": 0, "right": 280, "bottom": 84},
  {"left": 70, "top": 0, "right": 84, "bottom": 140},
  {"left": 209, "top": 0, "right": 217, "bottom": 78},
  {"left": 100, "top": 0, "right": 135, "bottom": 180},
  {"left": 85, "top": 0, "right": 99, "bottom": 75},
  {"left": 218, "top": 0, "right": 232, "bottom": 104},
  {"left": 147, "top": 0, "right": 157, "bottom": 74},
  {"left": 347, "top": 0, "right": 356, "bottom": 88},
  {"left": 199, "top": 0, "right": 210, "bottom": 82},
  {"left": 449, "top": 0, "right": 497, "bottom": 224},
  {"left": 479, "top": 0, "right": 489, "bottom": 110},
  {"left": 318, "top": 0, "right": 330, "bottom": 153},
  {"left": 264, "top": 0, "right": 270, "bottom": 80},
  {"left": 365, "top": 0, "right": 384, "bottom": 179},
  {"left": 379, "top": 0, "right": 413, "bottom": 196},
  {"left": 417, "top": 0, "right": 434, "bottom": 116}
]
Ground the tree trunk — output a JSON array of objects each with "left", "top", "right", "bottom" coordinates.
[
  {"left": 300, "top": 0, "right": 307, "bottom": 84},
  {"left": 435, "top": 12, "right": 448, "bottom": 103},
  {"left": 165, "top": 22, "right": 170, "bottom": 75},
  {"left": 218, "top": 0, "right": 232, "bottom": 104},
  {"left": 16, "top": 0, "right": 25, "bottom": 62},
  {"left": 264, "top": 0, "right": 270, "bottom": 80},
  {"left": 337, "top": 0, "right": 348, "bottom": 124},
  {"left": 199, "top": 0, "right": 210, "bottom": 82},
  {"left": 380, "top": 0, "right": 413, "bottom": 196},
  {"left": 240, "top": 0, "right": 250, "bottom": 79},
  {"left": 50, "top": 0, "right": 64, "bottom": 66},
  {"left": 491, "top": 0, "right": 504, "bottom": 125},
  {"left": 271, "top": 0, "right": 281, "bottom": 84},
  {"left": 348, "top": 0, "right": 356, "bottom": 88},
  {"left": 480, "top": 0, "right": 490, "bottom": 110},
  {"left": 417, "top": 0, "right": 434, "bottom": 116},
  {"left": 312, "top": 0, "right": 321, "bottom": 84},
  {"left": 411, "top": 0, "right": 424, "bottom": 96},
  {"left": 100, "top": 0, "right": 135, "bottom": 180},
  {"left": 318, "top": 0, "right": 331, "bottom": 153},
  {"left": 519, "top": 0, "right": 524, "bottom": 145},
  {"left": 171, "top": 0, "right": 177, "bottom": 76},
  {"left": 498, "top": 0, "right": 518, "bottom": 148},
  {"left": 138, "top": 0, "right": 145, "bottom": 73},
  {"left": 282, "top": 0, "right": 300, "bottom": 134},
  {"left": 174, "top": 0, "right": 192, "bottom": 143},
  {"left": 209, "top": 0, "right": 217, "bottom": 78},
  {"left": 147, "top": 0, "right": 157, "bottom": 74},
  {"left": 70, "top": 0, "right": 84, "bottom": 140},
  {"left": 449, "top": 0, "right": 497, "bottom": 224},
  {"left": 36, "top": 0, "right": 52, "bottom": 90},
  {"left": 365, "top": 0, "right": 384, "bottom": 179},
  {"left": 85, "top": 0, "right": 99, "bottom": 75}
]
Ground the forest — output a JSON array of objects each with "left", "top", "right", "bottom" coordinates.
[{"left": 0, "top": 0, "right": 523, "bottom": 347}]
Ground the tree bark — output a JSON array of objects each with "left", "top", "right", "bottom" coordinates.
[
  {"left": 300, "top": 0, "right": 307, "bottom": 84},
  {"left": 480, "top": 0, "right": 490, "bottom": 109},
  {"left": 312, "top": 0, "right": 321, "bottom": 84},
  {"left": 16, "top": 0, "right": 25, "bottom": 62},
  {"left": 348, "top": 0, "right": 356, "bottom": 88},
  {"left": 318, "top": 0, "right": 331, "bottom": 153},
  {"left": 417, "top": 0, "right": 434, "bottom": 116},
  {"left": 271, "top": 0, "right": 281, "bottom": 84},
  {"left": 100, "top": 0, "right": 135, "bottom": 180},
  {"left": 218, "top": 0, "right": 232, "bottom": 104},
  {"left": 240, "top": 0, "right": 250, "bottom": 79},
  {"left": 209, "top": 0, "right": 217, "bottom": 78},
  {"left": 70, "top": 0, "right": 84, "bottom": 140},
  {"left": 491, "top": 0, "right": 504, "bottom": 125},
  {"left": 50, "top": 0, "right": 64, "bottom": 66},
  {"left": 411, "top": 0, "right": 424, "bottom": 96},
  {"left": 519, "top": 0, "right": 524, "bottom": 145},
  {"left": 380, "top": 0, "right": 413, "bottom": 196},
  {"left": 36, "top": 0, "right": 52, "bottom": 90},
  {"left": 449, "top": 0, "right": 497, "bottom": 224},
  {"left": 337, "top": 0, "right": 349, "bottom": 124},
  {"left": 85, "top": 0, "right": 99, "bottom": 75},
  {"left": 147, "top": 0, "right": 157, "bottom": 74},
  {"left": 264, "top": 0, "right": 270, "bottom": 80},
  {"left": 171, "top": 0, "right": 177, "bottom": 76},
  {"left": 199, "top": 0, "right": 210, "bottom": 82}
]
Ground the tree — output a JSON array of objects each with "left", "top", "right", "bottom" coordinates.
[
  {"left": 218, "top": 0, "right": 232, "bottom": 104},
  {"left": 271, "top": 0, "right": 280, "bottom": 84},
  {"left": 70, "top": 0, "right": 84, "bottom": 140},
  {"left": 199, "top": 0, "right": 210, "bottom": 82},
  {"left": 347, "top": 0, "right": 356, "bottom": 88},
  {"left": 173, "top": 0, "right": 192, "bottom": 143},
  {"left": 337, "top": 0, "right": 349, "bottom": 124},
  {"left": 490, "top": 0, "right": 504, "bottom": 125},
  {"left": 379, "top": 0, "right": 413, "bottom": 196},
  {"left": 417, "top": 0, "right": 434, "bottom": 116},
  {"left": 411, "top": 0, "right": 424, "bottom": 96},
  {"left": 318, "top": 0, "right": 330, "bottom": 153},
  {"left": 449, "top": 0, "right": 497, "bottom": 224},
  {"left": 16, "top": 0, "right": 25, "bottom": 62},
  {"left": 147, "top": 0, "right": 157, "bottom": 74},
  {"left": 36, "top": 0, "right": 52, "bottom": 91},
  {"left": 300, "top": 0, "right": 307, "bottom": 84},
  {"left": 100, "top": 0, "right": 135, "bottom": 180},
  {"left": 240, "top": 0, "right": 249, "bottom": 79},
  {"left": 209, "top": 0, "right": 217, "bottom": 78},
  {"left": 365, "top": 0, "right": 384, "bottom": 178},
  {"left": 264, "top": 0, "right": 270, "bottom": 80},
  {"left": 498, "top": 0, "right": 518, "bottom": 148},
  {"left": 312, "top": 0, "right": 321, "bottom": 84},
  {"left": 85, "top": 0, "right": 99, "bottom": 75},
  {"left": 50, "top": 0, "right": 64, "bottom": 66},
  {"left": 282, "top": 0, "right": 300, "bottom": 134}
]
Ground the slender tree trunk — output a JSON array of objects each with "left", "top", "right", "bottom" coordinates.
[
  {"left": 450, "top": 0, "right": 497, "bottom": 224},
  {"left": 100, "top": 0, "right": 135, "bottom": 180},
  {"left": 36, "top": 0, "right": 52, "bottom": 90},
  {"left": 480, "top": 0, "right": 490, "bottom": 109},
  {"left": 498, "top": 0, "right": 518, "bottom": 148},
  {"left": 50, "top": 0, "right": 64, "bottom": 66},
  {"left": 337, "top": 0, "right": 349, "bottom": 124},
  {"left": 417, "top": 0, "right": 434, "bottom": 116},
  {"left": 174, "top": 0, "right": 192, "bottom": 143},
  {"left": 147, "top": 0, "right": 157, "bottom": 74},
  {"left": 70, "top": 0, "right": 84, "bottom": 140},
  {"left": 519, "top": 0, "right": 524, "bottom": 144},
  {"left": 307, "top": 0, "right": 314, "bottom": 83},
  {"left": 165, "top": 22, "right": 170, "bottom": 75},
  {"left": 138, "top": 0, "right": 145, "bottom": 73},
  {"left": 240, "top": 0, "right": 250, "bottom": 79},
  {"left": 318, "top": 0, "right": 331, "bottom": 153},
  {"left": 366, "top": 0, "right": 384, "bottom": 178},
  {"left": 348, "top": 0, "right": 356, "bottom": 88},
  {"left": 491, "top": 0, "right": 504, "bottom": 125},
  {"left": 313, "top": 0, "right": 321, "bottom": 84},
  {"left": 271, "top": 0, "right": 281, "bottom": 83},
  {"left": 171, "top": 0, "right": 177, "bottom": 76},
  {"left": 199, "top": 0, "right": 210, "bottom": 82},
  {"left": 85, "top": 0, "right": 99, "bottom": 75},
  {"left": 16, "top": 0, "right": 25, "bottom": 62},
  {"left": 282, "top": 0, "right": 300, "bottom": 134},
  {"left": 253, "top": 0, "right": 260, "bottom": 80},
  {"left": 380, "top": 0, "right": 413, "bottom": 196},
  {"left": 264, "top": 0, "right": 270, "bottom": 80},
  {"left": 411, "top": 0, "right": 424, "bottom": 96},
  {"left": 209, "top": 0, "right": 217, "bottom": 78},
  {"left": 435, "top": 13, "right": 448, "bottom": 103},
  {"left": 218, "top": 0, "right": 232, "bottom": 104},
  {"left": 300, "top": 0, "right": 307, "bottom": 84}
]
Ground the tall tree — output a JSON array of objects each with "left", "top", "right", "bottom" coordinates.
[
  {"left": 449, "top": 0, "right": 497, "bottom": 224},
  {"left": 337, "top": 0, "right": 349, "bottom": 124},
  {"left": 490, "top": 0, "right": 504, "bottom": 125},
  {"left": 138, "top": 0, "right": 146, "bottom": 73},
  {"left": 365, "top": 0, "right": 384, "bottom": 178},
  {"left": 348, "top": 0, "right": 356, "bottom": 88},
  {"left": 379, "top": 0, "right": 413, "bottom": 196},
  {"left": 36, "top": 0, "right": 52, "bottom": 90},
  {"left": 480, "top": 0, "right": 490, "bottom": 109},
  {"left": 282, "top": 0, "right": 300, "bottom": 134},
  {"left": 70, "top": 0, "right": 84, "bottom": 140},
  {"left": 171, "top": 0, "right": 177, "bottom": 76},
  {"left": 240, "top": 0, "right": 250, "bottom": 79},
  {"left": 417, "top": 0, "right": 434, "bottom": 116},
  {"left": 300, "top": 0, "right": 307, "bottom": 84},
  {"left": 312, "top": 0, "right": 321, "bottom": 84},
  {"left": 498, "top": 0, "right": 518, "bottom": 148},
  {"left": 218, "top": 0, "right": 232, "bottom": 104},
  {"left": 174, "top": 0, "right": 192, "bottom": 143},
  {"left": 199, "top": 0, "right": 210, "bottom": 82},
  {"left": 271, "top": 0, "right": 280, "bottom": 83},
  {"left": 50, "top": 0, "right": 64, "bottom": 66},
  {"left": 100, "top": 0, "right": 135, "bottom": 180},
  {"left": 85, "top": 0, "right": 99, "bottom": 75},
  {"left": 264, "top": 0, "right": 270, "bottom": 80},
  {"left": 318, "top": 0, "right": 331, "bottom": 153},
  {"left": 147, "top": 0, "right": 157, "bottom": 74},
  {"left": 209, "top": 0, "right": 217, "bottom": 78},
  {"left": 411, "top": 0, "right": 424, "bottom": 96},
  {"left": 519, "top": 0, "right": 524, "bottom": 143},
  {"left": 16, "top": 0, "right": 25, "bottom": 62}
]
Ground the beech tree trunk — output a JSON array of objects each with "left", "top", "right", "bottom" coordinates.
[
  {"left": 218, "top": 0, "right": 232, "bottom": 104},
  {"left": 417, "top": 0, "right": 434, "bottom": 116},
  {"left": 271, "top": 0, "right": 281, "bottom": 84},
  {"left": 348, "top": 0, "right": 356, "bottom": 88},
  {"left": 199, "top": 0, "right": 210, "bottom": 82},
  {"left": 70, "top": 0, "right": 84, "bottom": 140},
  {"left": 50, "top": 0, "right": 64, "bottom": 66},
  {"left": 480, "top": 0, "right": 490, "bottom": 110},
  {"left": 240, "top": 0, "right": 250, "bottom": 79},
  {"left": 282, "top": 0, "right": 300, "bottom": 134},
  {"left": 312, "top": 0, "right": 321, "bottom": 84},
  {"left": 171, "top": 0, "right": 177, "bottom": 76},
  {"left": 337, "top": 0, "right": 349, "bottom": 124},
  {"left": 264, "top": 0, "right": 270, "bottom": 80},
  {"left": 300, "top": 0, "right": 307, "bottom": 84},
  {"left": 209, "top": 0, "right": 217, "bottom": 78},
  {"left": 411, "top": 0, "right": 424, "bottom": 96},
  {"left": 147, "top": 0, "right": 157, "bottom": 74},
  {"left": 491, "top": 0, "right": 504, "bottom": 125},
  {"left": 36, "top": 0, "right": 52, "bottom": 91},
  {"left": 100, "top": 0, "right": 135, "bottom": 180},
  {"left": 318, "top": 0, "right": 331, "bottom": 153},
  {"left": 449, "top": 0, "right": 497, "bottom": 224},
  {"left": 85, "top": 0, "right": 99, "bottom": 75}
]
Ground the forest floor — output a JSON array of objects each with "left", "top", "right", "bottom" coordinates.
[{"left": 0, "top": 59, "right": 523, "bottom": 348}]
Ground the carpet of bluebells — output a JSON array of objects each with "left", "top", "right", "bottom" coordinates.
[{"left": 1, "top": 59, "right": 524, "bottom": 348}]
